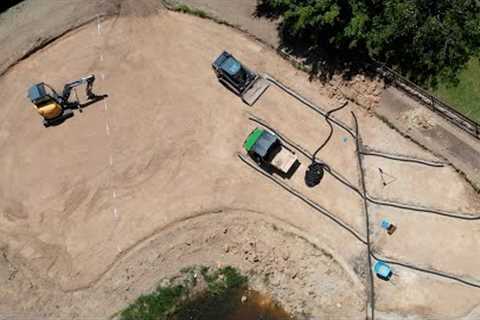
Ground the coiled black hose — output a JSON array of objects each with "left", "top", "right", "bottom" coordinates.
[
  {"left": 248, "top": 114, "right": 480, "bottom": 220},
  {"left": 312, "top": 101, "right": 349, "bottom": 160},
  {"left": 245, "top": 92, "right": 480, "bottom": 290}
]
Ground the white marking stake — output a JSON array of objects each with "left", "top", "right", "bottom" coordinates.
[{"left": 97, "top": 16, "right": 101, "bottom": 35}]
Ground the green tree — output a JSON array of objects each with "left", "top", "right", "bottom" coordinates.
[{"left": 257, "top": 0, "right": 480, "bottom": 86}]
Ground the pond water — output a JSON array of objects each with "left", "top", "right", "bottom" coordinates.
[{"left": 175, "top": 288, "right": 292, "bottom": 320}]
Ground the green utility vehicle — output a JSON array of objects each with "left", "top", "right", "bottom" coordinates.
[{"left": 244, "top": 127, "right": 298, "bottom": 174}]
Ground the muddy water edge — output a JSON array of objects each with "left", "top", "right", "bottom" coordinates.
[{"left": 174, "top": 288, "right": 292, "bottom": 320}]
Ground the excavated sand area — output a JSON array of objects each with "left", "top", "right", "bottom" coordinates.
[{"left": 0, "top": 2, "right": 478, "bottom": 319}]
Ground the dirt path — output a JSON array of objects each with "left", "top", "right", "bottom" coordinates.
[
  {"left": 0, "top": 1, "right": 479, "bottom": 319},
  {"left": 167, "top": 0, "right": 280, "bottom": 47}
]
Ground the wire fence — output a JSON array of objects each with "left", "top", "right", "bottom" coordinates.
[{"left": 374, "top": 62, "right": 480, "bottom": 140}]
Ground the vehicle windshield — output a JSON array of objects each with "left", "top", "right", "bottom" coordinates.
[
  {"left": 29, "top": 83, "right": 59, "bottom": 106},
  {"left": 264, "top": 140, "right": 281, "bottom": 163},
  {"left": 251, "top": 130, "right": 280, "bottom": 160},
  {"left": 222, "top": 57, "right": 248, "bottom": 85}
]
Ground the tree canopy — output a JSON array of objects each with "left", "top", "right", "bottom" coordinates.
[{"left": 257, "top": 0, "right": 480, "bottom": 86}]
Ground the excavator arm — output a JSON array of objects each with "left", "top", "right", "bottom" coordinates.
[{"left": 61, "top": 74, "right": 96, "bottom": 102}]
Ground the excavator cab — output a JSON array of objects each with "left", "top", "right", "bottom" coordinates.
[{"left": 28, "top": 83, "right": 65, "bottom": 122}]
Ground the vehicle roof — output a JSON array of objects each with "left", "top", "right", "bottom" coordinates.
[
  {"left": 212, "top": 51, "right": 229, "bottom": 68},
  {"left": 212, "top": 51, "right": 242, "bottom": 76},
  {"left": 374, "top": 261, "right": 391, "bottom": 277},
  {"left": 244, "top": 128, "right": 278, "bottom": 157},
  {"left": 220, "top": 56, "right": 241, "bottom": 76},
  {"left": 28, "top": 83, "right": 47, "bottom": 101},
  {"left": 244, "top": 128, "right": 264, "bottom": 152}
]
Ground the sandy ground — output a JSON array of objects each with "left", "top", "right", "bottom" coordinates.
[
  {"left": 173, "top": 0, "right": 480, "bottom": 190},
  {"left": 0, "top": 0, "right": 121, "bottom": 76},
  {"left": 0, "top": 1, "right": 479, "bottom": 319},
  {"left": 378, "top": 87, "right": 480, "bottom": 189},
  {"left": 167, "top": 0, "right": 280, "bottom": 46}
]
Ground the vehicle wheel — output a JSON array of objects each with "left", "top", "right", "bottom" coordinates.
[{"left": 305, "top": 162, "right": 324, "bottom": 187}]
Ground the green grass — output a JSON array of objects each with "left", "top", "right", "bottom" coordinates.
[
  {"left": 202, "top": 266, "right": 247, "bottom": 295},
  {"left": 119, "top": 266, "right": 247, "bottom": 320},
  {"left": 432, "top": 58, "right": 480, "bottom": 122},
  {"left": 120, "top": 285, "right": 186, "bottom": 320},
  {"left": 173, "top": 4, "right": 209, "bottom": 18}
]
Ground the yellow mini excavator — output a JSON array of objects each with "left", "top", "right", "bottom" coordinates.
[{"left": 27, "top": 74, "right": 97, "bottom": 127}]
